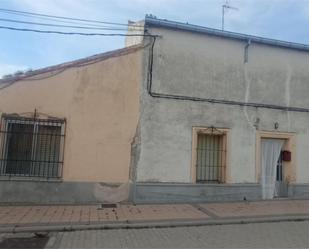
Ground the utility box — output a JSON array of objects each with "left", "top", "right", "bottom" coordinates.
[{"left": 282, "top": 150, "right": 291, "bottom": 162}]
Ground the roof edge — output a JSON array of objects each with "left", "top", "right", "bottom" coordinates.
[
  {"left": 0, "top": 44, "right": 143, "bottom": 84},
  {"left": 145, "top": 15, "right": 309, "bottom": 52}
]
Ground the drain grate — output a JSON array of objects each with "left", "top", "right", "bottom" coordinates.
[
  {"left": 0, "top": 237, "right": 49, "bottom": 249},
  {"left": 99, "top": 203, "right": 117, "bottom": 209}
]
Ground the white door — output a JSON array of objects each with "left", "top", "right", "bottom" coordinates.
[{"left": 261, "top": 139, "right": 285, "bottom": 199}]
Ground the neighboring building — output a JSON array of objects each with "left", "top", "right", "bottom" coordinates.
[
  {"left": 2, "top": 15, "right": 309, "bottom": 204},
  {"left": 0, "top": 45, "right": 142, "bottom": 203}
]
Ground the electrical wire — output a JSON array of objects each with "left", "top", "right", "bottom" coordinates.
[
  {"left": 0, "top": 18, "right": 143, "bottom": 31},
  {"left": 0, "top": 26, "right": 155, "bottom": 37},
  {"left": 145, "top": 35, "right": 309, "bottom": 113},
  {"left": 0, "top": 10, "right": 123, "bottom": 28},
  {"left": 0, "top": 8, "right": 143, "bottom": 28}
]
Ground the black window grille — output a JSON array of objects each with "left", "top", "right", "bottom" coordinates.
[
  {"left": 0, "top": 115, "right": 65, "bottom": 179},
  {"left": 196, "top": 133, "right": 226, "bottom": 183}
]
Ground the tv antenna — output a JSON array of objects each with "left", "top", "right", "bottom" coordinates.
[{"left": 222, "top": 0, "right": 238, "bottom": 30}]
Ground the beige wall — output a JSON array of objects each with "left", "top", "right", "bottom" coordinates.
[{"left": 0, "top": 47, "right": 141, "bottom": 183}]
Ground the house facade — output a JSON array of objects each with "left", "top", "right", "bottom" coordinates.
[
  {"left": 131, "top": 16, "right": 309, "bottom": 203},
  {"left": 1, "top": 15, "right": 309, "bottom": 204}
]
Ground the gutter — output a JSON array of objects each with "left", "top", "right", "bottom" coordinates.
[
  {"left": 145, "top": 16, "right": 309, "bottom": 52},
  {"left": 2, "top": 214, "right": 309, "bottom": 233}
]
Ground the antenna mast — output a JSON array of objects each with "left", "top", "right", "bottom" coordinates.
[{"left": 222, "top": 0, "right": 238, "bottom": 30}]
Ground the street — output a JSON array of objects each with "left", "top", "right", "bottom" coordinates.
[
  {"left": 2, "top": 200, "right": 309, "bottom": 248},
  {"left": 46, "top": 221, "right": 309, "bottom": 248}
]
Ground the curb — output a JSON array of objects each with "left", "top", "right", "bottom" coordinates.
[{"left": 1, "top": 215, "right": 309, "bottom": 233}]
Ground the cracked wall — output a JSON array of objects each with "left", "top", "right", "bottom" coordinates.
[{"left": 137, "top": 27, "right": 309, "bottom": 184}]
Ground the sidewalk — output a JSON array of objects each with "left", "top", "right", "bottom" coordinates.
[{"left": 1, "top": 199, "right": 309, "bottom": 233}]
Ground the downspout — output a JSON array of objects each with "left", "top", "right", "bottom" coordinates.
[
  {"left": 244, "top": 39, "right": 251, "bottom": 63},
  {"left": 147, "top": 35, "right": 157, "bottom": 95}
]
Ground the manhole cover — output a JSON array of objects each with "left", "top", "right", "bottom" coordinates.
[{"left": 0, "top": 237, "right": 49, "bottom": 249}]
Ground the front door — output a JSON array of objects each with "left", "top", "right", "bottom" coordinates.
[
  {"left": 261, "top": 139, "right": 285, "bottom": 199},
  {"left": 274, "top": 151, "right": 288, "bottom": 197}
]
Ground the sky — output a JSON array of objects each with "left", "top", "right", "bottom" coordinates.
[{"left": 1, "top": 0, "right": 309, "bottom": 77}]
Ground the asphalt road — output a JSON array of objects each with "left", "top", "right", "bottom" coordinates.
[
  {"left": 2, "top": 221, "right": 309, "bottom": 248},
  {"left": 49, "top": 221, "right": 309, "bottom": 248}
]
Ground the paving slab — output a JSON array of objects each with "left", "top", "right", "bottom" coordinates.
[
  {"left": 0, "top": 204, "right": 208, "bottom": 227},
  {"left": 1, "top": 199, "right": 309, "bottom": 233}
]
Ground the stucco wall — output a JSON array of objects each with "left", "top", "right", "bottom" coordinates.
[
  {"left": 0, "top": 47, "right": 141, "bottom": 183},
  {"left": 136, "top": 27, "right": 309, "bottom": 184}
]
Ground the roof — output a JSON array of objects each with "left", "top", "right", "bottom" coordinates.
[
  {"left": 0, "top": 44, "right": 142, "bottom": 85},
  {"left": 145, "top": 15, "right": 309, "bottom": 52}
]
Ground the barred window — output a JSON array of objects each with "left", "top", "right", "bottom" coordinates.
[
  {"left": 0, "top": 115, "right": 65, "bottom": 179},
  {"left": 196, "top": 132, "right": 226, "bottom": 183}
]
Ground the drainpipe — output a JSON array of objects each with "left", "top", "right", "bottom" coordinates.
[{"left": 244, "top": 39, "right": 251, "bottom": 63}]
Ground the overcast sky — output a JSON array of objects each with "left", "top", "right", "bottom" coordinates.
[{"left": 1, "top": 0, "right": 309, "bottom": 76}]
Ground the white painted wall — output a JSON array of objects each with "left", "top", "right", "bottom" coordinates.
[{"left": 136, "top": 27, "right": 309, "bottom": 184}]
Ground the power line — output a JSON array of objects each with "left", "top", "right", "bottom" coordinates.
[
  {"left": 0, "top": 18, "right": 143, "bottom": 31},
  {"left": 0, "top": 9, "right": 118, "bottom": 28},
  {"left": 0, "top": 8, "right": 143, "bottom": 28},
  {"left": 0, "top": 25, "right": 156, "bottom": 37}
]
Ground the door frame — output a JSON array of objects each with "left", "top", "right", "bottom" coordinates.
[{"left": 255, "top": 131, "right": 296, "bottom": 185}]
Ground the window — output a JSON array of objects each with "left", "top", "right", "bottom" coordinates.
[
  {"left": 0, "top": 115, "right": 65, "bottom": 179},
  {"left": 193, "top": 127, "right": 227, "bottom": 183}
]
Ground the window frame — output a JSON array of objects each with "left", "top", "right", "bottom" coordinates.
[
  {"left": 191, "top": 127, "right": 230, "bottom": 184},
  {"left": 0, "top": 115, "right": 65, "bottom": 179}
]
